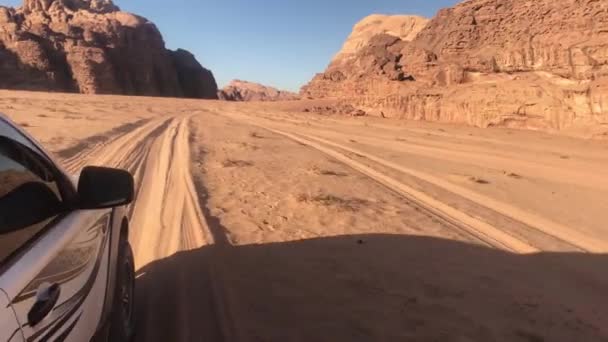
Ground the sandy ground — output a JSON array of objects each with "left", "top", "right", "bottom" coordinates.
[{"left": 2, "top": 90, "right": 608, "bottom": 341}]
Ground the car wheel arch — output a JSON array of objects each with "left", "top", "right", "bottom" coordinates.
[{"left": 93, "top": 207, "right": 130, "bottom": 341}]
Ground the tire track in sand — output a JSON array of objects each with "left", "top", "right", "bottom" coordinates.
[
  {"left": 264, "top": 127, "right": 538, "bottom": 254},
  {"left": 288, "top": 132, "right": 607, "bottom": 254},
  {"left": 225, "top": 108, "right": 605, "bottom": 254},
  {"left": 214, "top": 110, "right": 538, "bottom": 254},
  {"left": 59, "top": 115, "right": 211, "bottom": 263},
  {"left": 59, "top": 114, "right": 231, "bottom": 342},
  {"left": 125, "top": 115, "right": 231, "bottom": 342},
  {"left": 61, "top": 117, "right": 171, "bottom": 173},
  {"left": 128, "top": 116, "right": 210, "bottom": 268}
]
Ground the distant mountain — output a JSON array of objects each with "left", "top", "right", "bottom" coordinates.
[
  {"left": 302, "top": 1, "right": 608, "bottom": 136},
  {"left": 0, "top": 0, "right": 218, "bottom": 99},
  {"left": 218, "top": 80, "right": 299, "bottom": 102}
]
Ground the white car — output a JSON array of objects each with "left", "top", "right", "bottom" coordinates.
[{"left": 0, "top": 114, "right": 136, "bottom": 342}]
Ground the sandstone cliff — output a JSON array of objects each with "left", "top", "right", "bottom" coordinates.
[
  {"left": 331, "top": 14, "right": 428, "bottom": 68},
  {"left": 218, "top": 80, "right": 299, "bottom": 102},
  {"left": 0, "top": 0, "right": 218, "bottom": 98},
  {"left": 302, "top": 1, "right": 608, "bottom": 136}
]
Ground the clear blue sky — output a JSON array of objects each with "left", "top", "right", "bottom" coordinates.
[{"left": 5, "top": 0, "right": 459, "bottom": 91}]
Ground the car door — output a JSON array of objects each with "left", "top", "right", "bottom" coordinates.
[
  {"left": 0, "top": 289, "right": 23, "bottom": 341},
  {"left": 0, "top": 119, "right": 112, "bottom": 341}
]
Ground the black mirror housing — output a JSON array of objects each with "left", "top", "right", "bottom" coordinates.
[{"left": 77, "top": 166, "right": 134, "bottom": 210}]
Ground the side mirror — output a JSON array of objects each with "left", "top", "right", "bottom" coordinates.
[{"left": 77, "top": 166, "right": 134, "bottom": 210}]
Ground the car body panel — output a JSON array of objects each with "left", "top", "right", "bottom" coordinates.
[
  {"left": 7, "top": 211, "right": 111, "bottom": 341},
  {"left": 96, "top": 205, "right": 127, "bottom": 334},
  {"left": 0, "top": 112, "right": 131, "bottom": 341},
  {"left": 0, "top": 289, "right": 24, "bottom": 341},
  {"left": 0, "top": 210, "right": 106, "bottom": 299}
]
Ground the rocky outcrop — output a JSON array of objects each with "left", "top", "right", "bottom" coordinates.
[
  {"left": 303, "top": 103, "right": 367, "bottom": 117},
  {"left": 219, "top": 80, "right": 299, "bottom": 102},
  {"left": 301, "top": 14, "right": 433, "bottom": 99},
  {"left": 23, "top": 0, "right": 118, "bottom": 13},
  {"left": 0, "top": 0, "right": 218, "bottom": 98},
  {"left": 171, "top": 49, "right": 218, "bottom": 99},
  {"left": 302, "top": 1, "right": 608, "bottom": 136},
  {"left": 331, "top": 14, "right": 428, "bottom": 68}
]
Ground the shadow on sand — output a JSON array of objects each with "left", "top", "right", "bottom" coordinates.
[{"left": 135, "top": 233, "right": 607, "bottom": 342}]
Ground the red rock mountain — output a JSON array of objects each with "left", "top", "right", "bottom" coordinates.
[
  {"left": 218, "top": 80, "right": 299, "bottom": 102},
  {"left": 0, "top": 0, "right": 218, "bottom": 98},
  {"left": 302, "top": 1, "right": 608, "bottom": 136}
]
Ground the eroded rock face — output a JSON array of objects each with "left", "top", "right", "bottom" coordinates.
[
  {"left": 171, "top": 49, "right": 218, "bottom": 99},
  {"left": 302, "top": 1, "right": 608, "bottom": 136},
  {"left": 23, "top": 0, "right": 118, "bottom": 13},
  {"left": 0, "top": 0, "right": 218, "bottom": 98},
  {"left": 219, "top": 80, "right": 299, "bottom": 102},
  {"left": 331, "top": 14, "right": 429, "bottom": 67}
]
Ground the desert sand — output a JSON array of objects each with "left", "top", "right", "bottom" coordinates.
[{"left": 2, "top": 90, "right": 608, "bottom": 341}]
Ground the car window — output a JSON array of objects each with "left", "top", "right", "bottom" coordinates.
[
  {"left": 0, "top": 118, "right": 47, "bottom": 158},
  {"left": 0, "top": 118, "right": 76, "bottom": 201},
  {"left": 0, "top": 128, "right": 63, "bottom": 265}
]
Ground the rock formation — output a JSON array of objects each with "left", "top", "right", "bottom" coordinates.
[
  {"left": 331, "top": 14, "right": 428, "bottom": 68},
  {"left": 0, "top": 0, "right": 218, "bottom": 98},
  {"left": 302, "top": 1, "right": 608, "bottom": 136},
  {"left": 171, "top": 49, "right": 218, "bottom": 99},
  {"left": 218, "top": 80, "right": 299, "bottom": 102}
]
